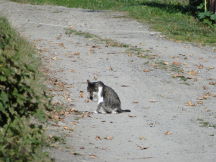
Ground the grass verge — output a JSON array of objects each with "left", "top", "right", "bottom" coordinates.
[
  {"left": 11, "top": 0, "right": 216, "bottom": 46},
  {"left": 0, "top": 17, "right": 51, "bottom": 161}
]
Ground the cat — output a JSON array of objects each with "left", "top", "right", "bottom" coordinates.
[{"left": 87, "top": 80, "right": 131, "bottom": 114}]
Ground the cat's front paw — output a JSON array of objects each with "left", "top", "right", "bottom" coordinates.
[{"left": 94, "top": 111, "right": 100, "bottom": 114}]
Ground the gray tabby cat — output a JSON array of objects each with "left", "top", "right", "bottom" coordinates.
[{"left": 87, "top": 80, "right": 131, "bottom": 114}]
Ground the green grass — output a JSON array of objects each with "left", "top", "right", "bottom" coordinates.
[
  {"left": 198, "top": 120, "right": 216, "bottom": 129},
  {"left": 12, "top": 0, "right": 216, "bottom": 46}
]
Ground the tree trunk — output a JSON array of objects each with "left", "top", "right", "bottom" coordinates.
[{"left": 208, "top": 0, "right": 216, "bottom": 13}]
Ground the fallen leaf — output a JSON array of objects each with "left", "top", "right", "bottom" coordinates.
[
  {"left": 95, "top": 136, "right": 102, "bottom": 140},
  {"left": 71, "top": 152, "right": 81, "bottom": 156},
  {"left": 104, "top": 136, "right": 113, "bottom": 140},
  {"left": 121, "top": 85, "right": 129, "bottom": 87},
  {"left": 70, "top": 121, "right": 78, "bottom": 125},
  {"left": 79, "top": 91, "right": 84, "bottom": 98},
  {"left": 52, "top": 56, "right": 57, "bottom": 60},
  {"left": 188, "top": 70, "right": 198, "bottom": 76},
  {"left": 149, "top": 99, "right": 158, "bottom": 103},
  {"left": 128, "top": 115, "right": 136, "bottom": 118},
  {"left": 137, "top": 145, "right": 149, "bottom": 150},
  {"left": 81, "top": 112, "right": 92, "bottom": 118},
  {"left": 196, "top": 64, "right": 204, "bottom": 69},
  {"left": 70, "top": 69, "right": 76, "bottom": 72},
  {"left": 143, "top": 69, "right": 150, "bottom": 72},
  {"left": 172, "top": 61, "right": 181, "bottom": 66},
  {"left": 207, "top": 66, "right": 215, "bottom": 70},
  {"left": 163, "top": 61, "right": 169, "bottom": 65},
  {"left": 63, "top": 126, "right": 74, "bottom": 131},
  {"left": 73, "top": 52, "right": 80, "bottom": 55},
  {"left": 139, "top": 136, "right": 145, "bottom": 140},
  {"left": 197, "top": 101, "right": 203, "bottom": 105},
  {"left": 209, "top": 82, "right": 216, "bottom": 85},
  {"left": 92, "top": 45, "right": 100, "bottom": 48},
  {"left": 89, "top": 154, "right": 97, "bottom": 159},
  {"left": 80, "top": 146, "right": 85, "bottom": 149},
  {"left": 58, "top": 43, "right": 65, "bottom": 48},
  {"left": 109, "top": 66, "right": 113, "bottom": 71},
  {"left": 164, "top": 131, "right": 173, "bottom": 135},
  {"left": 133, "top": 101, "right": 139, "bottom": 104},
  {"left": 185, "top": 101, "right": 196, "bottom": 106},
  {"left": 51, "top": 124, "right": 61, "bottom": 127},
  {"left": 172, "top": 73, "right": 184, "bottom": 78}
]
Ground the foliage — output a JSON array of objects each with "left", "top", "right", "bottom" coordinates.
[
  {"left": 0, "top": 17, "right": 51, "bottom": 161},
  {"left": 188, "top": 0, "right": 216, "bottom": 26},
  {"left": 196, "top": 3, "right": 216, "bottom": 25},
  {"left": 0, "top": 17, "right": 50, "bottom": 126},
  {"left": 0, "top": 117, "right": 50, "bottom": 162}
]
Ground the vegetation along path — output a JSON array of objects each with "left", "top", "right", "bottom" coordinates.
[{"left": 1, "top": 0, "right": 216, "bottom": 161}]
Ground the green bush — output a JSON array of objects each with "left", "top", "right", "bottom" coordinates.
[
  {"left": 0, "top": 117, "right": 50, "bottom": 161},
  {"left": 0, "top": 17, "right": 49, "bottom": 126},
  {"left": 0, "top": 17, "right": 51, "bottom": 161}
]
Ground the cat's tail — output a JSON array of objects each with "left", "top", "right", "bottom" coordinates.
[{"left": 117, "top": 109, "right": 131, "bottom": 113}]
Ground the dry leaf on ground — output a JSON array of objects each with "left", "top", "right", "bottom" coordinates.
[
  {"left": 185, "top": 101, "right": 196, "bottom": 106},
  {"left": 104, "top": 136, "right": 113, "bottom": 140},
  {"left": 70, "top": 121, "right": 78, "bottom": 125},
  {"left": 63, "top": 126, "right": 74, "bottom": 131},
  {"left": 143, "top": 69, "right": 150, "bottom": 72},
  {"left": 79, "top": 91, "right": 84, "bottom": 98},
  {"left": 128, "top": 115, "right": 136, "bottom": 118},
  {"left": 164, "top": 131, "right": 173, "bottom": 135},
  {"left": 149, "top": 99, "right": 158, "bottom": 103},
  {"left": 52, "top": 56, "right": 57, "bottom": 60},
  {"left": 188, "top": 70, "right": 198, "bottom": 76},
  {"left": 133, "top": 101, "right": 139, "bottom": 104},
  {"left": 196, "top": 64, "right": 204, "bottom": 69},
  {"left": 73, "top": 52, "right": 80, "bottom": 55},
  {"left": 139, "top": 136, "right": 145, "bottom": 140},
  {"left": 81, "top": 112, "right": 92, "bottom": 118},
  {"left": 209, "top": 82, "right": 216, "bottom": 85},
  {"left": 89, "top": 154, "right": 97, "bottom": 158},
  {"left": 121, "top": 85, "right": 129, "bottom": 87},
  {"left": 109, "top": 66, "right": 113, "bottom": 71},
  {"left": 137, "top": 145, "right": 149, "bottom": 150},
  {"left": 172, "top": 61, "right": 181, "bottom": 66},
  {"left": 95, "top": 136, "right": 102, "bottom": 140}
]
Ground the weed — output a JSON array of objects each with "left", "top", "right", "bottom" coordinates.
[
  {"left": 198, "top": 119, "right": 216, "bottom": 128},
  {"left": 65, "top": 28, "right": 129, "bottom": 48},
  {"left": 49, "top": 135, "right": 65, "bottom": 144}
]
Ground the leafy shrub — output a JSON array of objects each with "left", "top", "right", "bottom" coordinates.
[
  {"left": 197, "top": 10, "right": 216, "bottom": 25},
  {"left": 0, "top": 117, "right": 50, "bottom": 161},
  {"left": 0, "top": 17, "right": 50, "bottom": 126},
  {"left": 189, "top": 0, "right": 216, "bottom": 26},
  {"left": 0, "top": 17, "right": 51, "bottom": 161}
]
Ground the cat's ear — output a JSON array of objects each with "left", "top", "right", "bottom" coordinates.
[{"left": 87, "top": 80, "right": 90, "bottom": 84}]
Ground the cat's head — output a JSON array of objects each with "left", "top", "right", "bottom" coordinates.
[{"left": 87, "top": 80, "right": 104, "bottom": 100}]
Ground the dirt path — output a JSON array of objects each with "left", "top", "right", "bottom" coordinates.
[{"left": 1, "top": 1, "right": 216, "bottom": 162}]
